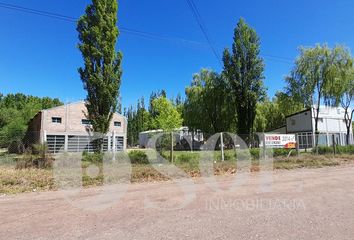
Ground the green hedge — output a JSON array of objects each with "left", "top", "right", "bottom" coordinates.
[
  {"left": 128, "top": 150, "right": 149, "bottom": 164},
  {"left": 337, "top": 145, "right": 354, "bottom": 154},
  {"left": 313, "top": 145, "right": 354, "bottom": 155}
]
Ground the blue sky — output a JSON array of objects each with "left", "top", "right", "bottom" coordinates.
[{"left": 1, "top": 0, "right": 354, "bottom": 109}]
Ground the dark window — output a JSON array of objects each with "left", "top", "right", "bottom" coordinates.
[
  {"left": 82, "top": 119, "right": 92, "bottom": 125},
  {"left": 52, "top": 117, "right": 62, "bottom": 123},
  {"left": 114, "top": 121, "right": 121, "bottom": 127}
]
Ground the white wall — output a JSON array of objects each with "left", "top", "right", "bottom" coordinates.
[{"left": 314, "top": 107, "right": 351, "bottom": 133}]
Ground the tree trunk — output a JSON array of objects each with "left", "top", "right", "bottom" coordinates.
[
  {"left": 314, "top": 99, "right": 321, "bottom": 155},
  {"left": 191, "top": 131, "right": 194, "bottom": 152}
]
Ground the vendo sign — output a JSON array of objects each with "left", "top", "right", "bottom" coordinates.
[{"left": 263, "top": 134, "right": 296, "bottom": 149}]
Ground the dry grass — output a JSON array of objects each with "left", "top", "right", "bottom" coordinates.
[
  {"left": 1, "top": 153, "right": 354, "bottom": 194},
  {"left": 0, "top": 166, "right": 55, "bottom": 194}
]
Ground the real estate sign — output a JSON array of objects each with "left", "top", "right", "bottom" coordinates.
[{"left": 264, "top": 134, "right": 296, "bottom": 149}]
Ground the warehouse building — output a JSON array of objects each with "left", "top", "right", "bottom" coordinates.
[
  {"left": 139, "top": 127, "right": 204, "bottom": 150},
  {"left": 26, "top": 101, "right": 127, "bottom": 153},
  {"left": 271, "top": 106, "right": 353, "bottom": 149}
]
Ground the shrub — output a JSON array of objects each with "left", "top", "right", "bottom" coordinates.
[
  {"left": 336, "top": 145, "right": 354, "bottom": 154},
  {"left": 273, "top": 148, "right": 297, "bottom": 157},
  {"left": 249, "top": 148, "right": 260, "bottom": 160},
  {"left": 15, "top": 144, "right": 54, "bottom": 169},
  {"left": 82, "top": 152, "right": 103, "bottom": 164},
  {"left": 312, "top": 146, "right": 334, "bottom": 155},
  {"left": 128, "top": 150, "right": 149, "bottom": 164}
]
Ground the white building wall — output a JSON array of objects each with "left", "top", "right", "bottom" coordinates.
[
  {"left": 314, "top": 107, "right": 351, "bottom": 133},
  {"left": 286, "top": 106, "right": 353, "bottom": 147}
]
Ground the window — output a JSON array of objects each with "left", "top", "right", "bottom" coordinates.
[
  {"left": 52, "top": 117, "right": 62, "bottom": 123},
  {"left": 81, "top": 119, "right": 92, "bottom": 125},
  {"left": 114, "top": 121, "right": 121, "bottom": 127},
  {"left": 291, "top": 119, "right": 296, "bottom": 126}
]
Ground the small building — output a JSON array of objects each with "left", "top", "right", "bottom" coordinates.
[
  {"left": 271, "top": 106, "right": 353, "bottom": 149},
  {"left": 139, "top": 127, "right": 204, "bottom": 150},
  {"left": 26, "top": 101, "right": 127, "bottom": 153}
]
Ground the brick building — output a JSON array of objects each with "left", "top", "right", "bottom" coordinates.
[{"left": 26, "top": 101, "right": 127, "bottom": 153}]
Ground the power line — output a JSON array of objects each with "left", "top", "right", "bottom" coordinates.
[
  {"left": 185, "top": 0, "right": 222, "bottom": 65},
  {"left": 261, "top": 54, "right": 293, "bottom": 64},
  {"left": 0, "top": 1, "right": 294, "bottom": 64},
  {"left": 0, "top": 1, "right": 206, "bottom": 47},
  {"left": 0, "top": 2, "right": 77, "bottom": 22}
]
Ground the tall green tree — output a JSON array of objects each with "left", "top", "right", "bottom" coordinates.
[
  {"left": 0, "top": 93, "right": 62, "bottom": 149},
  {"left": 328, "top": 64, "right": 354, "bottom": 145},
  {"left": 77, "top": 0, "right": 122, "bottom": 139},
  {"left": 254, "top": 92, "right": 306, "bottom": 133},
  {"left": 274, "top": 91, "right": 305, "bottom": 118},
  {"left": 340, "top": 68, "right": 354, "bottom": 145},
  {"left": 149, "top": 90, "right": 167, "bottom": 119},
  {"left": 222, "top": 18, "right": 266, "bottom": 139},
  {"left": 184, "top": 69, "right": 234, "bottom": 136},
  {"left": 254, "top": 99, "right": 284, "bottom": 132},
  {"left": 152, "top": 97, "right": 183, "bottom": 162},
  {"left": 286, "top": 44, "right": 351, "bottom": 148}
]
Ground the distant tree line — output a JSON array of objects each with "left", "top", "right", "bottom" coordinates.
[
  {"left": 124, "top": 90, "right": 183, "bottom": 146},
  {"left": 126, "top": 18, "right": 354, "bottom": 150},
  {"left": 0, "top": 93, "right": 62, "bottom": 148}
]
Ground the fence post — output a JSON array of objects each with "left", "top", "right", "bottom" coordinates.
[
  {"left": 64, "top": 135, "right": 68, "bottom": 152},
  {"left": 296, "top": 134, "right": 300, "bottom": 157},
  {"left": 332, "top": 134, "right": 336, "bottom": 155},
  {"left": 112, "top": 131, "right": 116, "bottom": 152},
  {"left": 262, "top": 133, "right": 266, "bottom": 160},
  {"left": 220, "top": 132, "right": 225, "bottom": 162}
]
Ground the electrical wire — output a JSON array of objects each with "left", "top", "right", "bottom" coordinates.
[{"left": 0, "top": 1, "right": 294, "bottom": 64}]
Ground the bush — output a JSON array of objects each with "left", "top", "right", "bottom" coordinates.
[
  {"left": 128, "top": 150, "right": 149, "bottom": 164},
  {"left": 313, "top": 145, "right": 354, "bottom": 155},
  {"left": 273, "top": 148, "right": 297, "bottom": 157},
  {"left": 336, "top": 145, "right": 354, "bottom": 154},
  {"left": 15, "top": 152, "right": 54, "bottom": 169},
  {"left": 82, "top": 152, "right": 103, "bottom": 164},
  {"left": 249, "top": 148, "right": 260, "bottom": 160},
  {"left": 312, "top": 146, "right": 334, "bottom": 155}
]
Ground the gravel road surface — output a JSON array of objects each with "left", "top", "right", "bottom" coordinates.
[{"left": 1, "top": 165, "right": 354, "bottom": 239}]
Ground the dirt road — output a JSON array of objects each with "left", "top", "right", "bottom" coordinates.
[{"left": 1, "top": 165, "right": 354, "bottom": 240}]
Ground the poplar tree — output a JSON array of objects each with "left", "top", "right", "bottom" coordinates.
[
  {"left": 77, "top": 0, "right": 122, "bottom": 138},
  {"left": 223, "top": 18, "right": 265, "bottom": 140}
]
